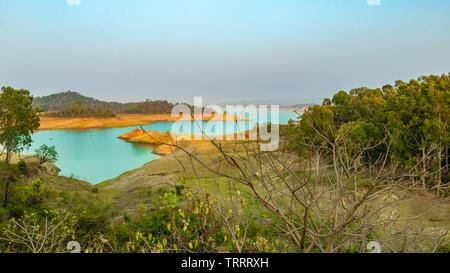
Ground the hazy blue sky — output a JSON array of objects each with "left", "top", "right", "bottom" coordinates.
[{"left": 0, "top": 0, "right": 449, "bottom": 104}]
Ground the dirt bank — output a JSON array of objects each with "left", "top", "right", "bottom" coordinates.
[
  {"left": 39, "top": 113, "right": 248, "bottom": 131},
  {"left": 117, "top": 129, "right": 220, "bottom": 156}
]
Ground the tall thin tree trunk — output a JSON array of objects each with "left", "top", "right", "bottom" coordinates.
[
  {"left": 438, "top": 112, "right": 442, "bottom": 195},
  {"left": 3, "top": 180, "right": 9, "bottom": 208},
  {"left": 5, "top": 147, "right": 12, "bottom": 165},
  {"left": 3, "top": 147, "right": 13, "bottom": 207},
  {"left": 422, "top": 147, "right": 426, "bottom": 189},
  {"left": 315, "top": 154, "right": 320, "bottom": 182},
  {"left": 446, "top": 146, "right": 448, "bottom": 172},
  {"left": 438, "top": 144, "right": 442, "bottom": 195}
]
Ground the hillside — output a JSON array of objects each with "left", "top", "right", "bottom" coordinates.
[
  {"left": 33, "top": 91, "right": 177, "bottom": 115},
  {"left": 33, "top": 91, "right": 120, "bottom": 112}
]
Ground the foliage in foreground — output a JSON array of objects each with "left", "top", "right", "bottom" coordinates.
[{"left": 286, "top": 74, "right": 449, "bottom": 194}]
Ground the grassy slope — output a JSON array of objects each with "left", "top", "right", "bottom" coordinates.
[
  {"left": 98, "top": 142, "right": 450, "bottom": 233},
  {"left": 7, "top": 144, "right": 448, "bottom": 251},
  {"left": 30, "top": 141, "right": 448, "bottom": 230}
]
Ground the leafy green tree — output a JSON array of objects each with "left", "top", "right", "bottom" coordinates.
[
  {"left": 285, "top": 104, "right": 336, "bottom": 179},
  {"left": 293, "top": 87, "right": 389, "bottom": 166},
  {"left": 387, "top": 74, "right": 449, "bottom": 189},
  {"left": 2, "top": 173, "right": 17, "bottom": 208},
  {"left": 35, "top": 144, "right": 58, "bottom": 165},
  {"left": 17, "top": 160, "right": 28, "bottom": 176},
  {"left": 0, "top": 87, "right": 40, "bottom": 165},
  {"left": 332, "top": 90, "right": 355, "bottom": 124},
  {"left": 287, "top": 73, "right": 449, "bottom": 192}
]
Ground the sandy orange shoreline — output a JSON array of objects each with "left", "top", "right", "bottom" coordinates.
[
  {"left": 117, "top": 128, "right": 256, "bottom": 156},
  {"left": 38, "top": 113, "right": 249, "bottom": 131}
]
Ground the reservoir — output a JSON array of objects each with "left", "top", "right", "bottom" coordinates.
[{"left": 25, "top": 110, "right": 298, "bottom": 184}]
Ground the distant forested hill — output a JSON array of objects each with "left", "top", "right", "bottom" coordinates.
[
  {"left": 33, "top": 91, "right": 178, "bottom": 117},
  {"left": 33, "top": 91, "right": 120, "bottom": 112}
]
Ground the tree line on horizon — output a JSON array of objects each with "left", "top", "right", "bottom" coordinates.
[{"left": 33, "top": 91, "right": 181, "bottom": 117}]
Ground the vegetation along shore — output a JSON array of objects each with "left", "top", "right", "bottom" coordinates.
[{"left": 34, "top": 91, "right": 247, "bottom": 131}]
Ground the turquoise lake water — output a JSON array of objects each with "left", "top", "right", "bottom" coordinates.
[{"left": 25, "top": 110, "right": 297, "bottom": 184}]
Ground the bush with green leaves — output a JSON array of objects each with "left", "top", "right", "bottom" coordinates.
[{"left": 35, "top": 144, "right": 58, "bottom": 165}]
